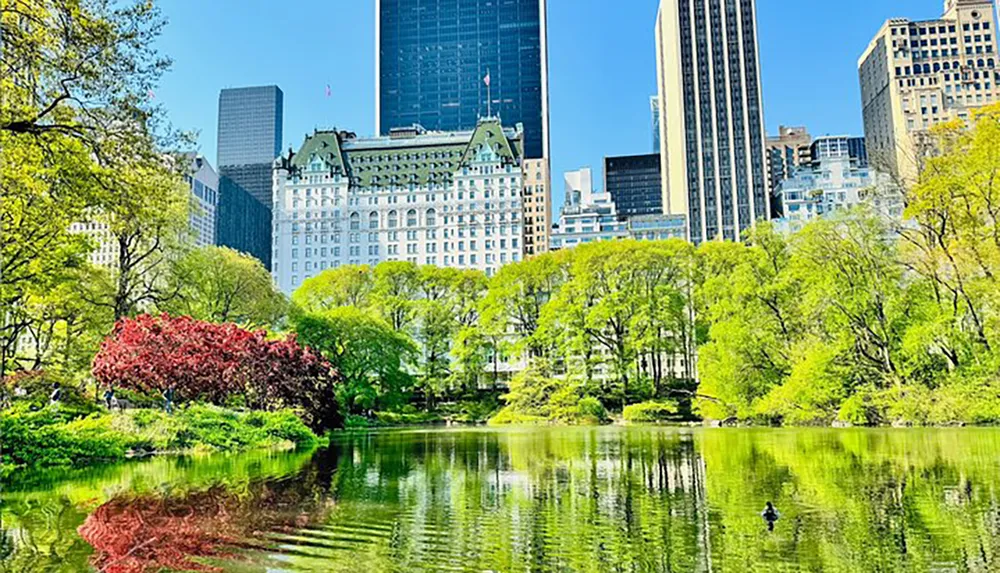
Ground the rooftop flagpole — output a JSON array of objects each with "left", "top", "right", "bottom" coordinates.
[{"left": 485, "top": 68, "right": 491, "bottom": 118}]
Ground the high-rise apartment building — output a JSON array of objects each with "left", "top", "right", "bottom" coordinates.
[
  {"left": 216, "top": 86, "right": 283, "bottom": 268},
  {"left": 765, "top": 126, "right": 811, "bottom": 194},
  {"left": 811, "top": 135, "right": 869, "bottom": 166},
  {"left": 775, "top": 136, "right": 903, "bottom": 234},
  {"left": 604, "top": 154, "right": 663, "bottom": 218},
  {"left": 271, "top": 119, "right": 525, "bottom": 294},
  {"left": 522, "top": 158, "right": 552, "bottom": 256},
  {"left": 655, "top": 0, "right": 769, "bottom": 244},
  {"left": 859, "top": 0, "right": 999, "bottom": 184},
  {"left": 376, "top": 0, "right": 549, "bottom": 161}
]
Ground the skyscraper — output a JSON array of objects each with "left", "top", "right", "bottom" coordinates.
[
  {"left": 654, "top": 0, "right": 768, "bottom": 244},
  {"left": 376, "top": 0, "right": 549, "bottom": 160},
  {"left": 215, "top": 86, "right": 283, "bottom": 267},
  {"left": 859, "top": 0, "right": 999, "bottom": 184},
  {"left": 604, "top": 154, "right": 663, "bottom": 218}
]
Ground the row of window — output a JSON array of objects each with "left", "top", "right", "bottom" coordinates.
[
  {"left": 287, "top": 238, "right": 521, "bottom": 261},
  {"left": 892, "top": 20, "right": 990, "bottom": 37}
]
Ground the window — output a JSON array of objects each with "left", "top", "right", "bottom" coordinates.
[
  {"left": 426, "top": 208, "right": 436, "bottom": 226},
  {"left": 350, "top": 212, "right": 360, "bottom": 230},
  {"left": 369, "top": 212, "right": 379, "bottom": 229},
  {"left": 388, "top": 210, "right": 398, "bottom": 228},
  {"left": 407, "top": 209, "right": 417, "bottom": 227}
]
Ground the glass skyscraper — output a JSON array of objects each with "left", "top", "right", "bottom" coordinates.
[
  {"left": 605, "top": 154, "right": 663, "bottom": 218},
  {"left": 655, "top": 0, "right": 768, "bottom": 244},
  {"left": 215, "top": 86, "right": 283, "bottom": 267},
  {"left": 376, "top": 0, "right": 549, "bottom": 160}
]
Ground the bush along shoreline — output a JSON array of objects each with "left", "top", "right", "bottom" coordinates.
[{"left": 0, "top": 402, "right": 322, "bottom": 477}]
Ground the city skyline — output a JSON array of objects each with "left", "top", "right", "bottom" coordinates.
[{"left": 155, "top": 0, "right": 954, "bottom": 215}]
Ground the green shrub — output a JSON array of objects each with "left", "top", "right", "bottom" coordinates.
[
  {"left": 2, "top": 370, "right": 98, "bottom": 416},
  {"left": 374, "top": 411, "right": 442, "bottom": 426},
  {"left": 1, "top": 405, "right": 128, "bottom": 474},
  {"left": 575, "top": 396, "right": 609, "bottom": 424},
  {"left": 488, "top": 408, "right": 548, "bottom": 425},
  {"left": 343, "top": 414, "right": 371, "bottom": 428},
  {"left": 622, "top": 400, "right": 680, "bottom": 423},
  {"left": 0, "top": 403, "right": 319, "bottom": 475},
  {"left": 256, "top": 409, "right": 318, "bottom": 446}
]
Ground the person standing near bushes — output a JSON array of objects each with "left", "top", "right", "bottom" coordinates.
[
  {"left": 164, "top": 385, "right": 175, "bottom": 414},
  {"left": 49, "top": 382, "right": 62, "bottom": 405}
]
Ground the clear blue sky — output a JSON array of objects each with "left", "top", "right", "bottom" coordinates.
[{"left": 156, "top": 0, "right": 945, "bottom": 213}]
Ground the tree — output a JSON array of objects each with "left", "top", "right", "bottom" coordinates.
[
  {"left": 792, "top": 212, "right": 910, "bottom": 388},
  {"left": 480, "top": 251, "right": 570, "bottom": 360},
  {"left": 372, "top": 261, "right": 419, "bottom": 332},
  {"left": 0, "top": 132, "right": 98, "bottom": 379},
  {"left": 163, "top": 246, "right": 288, "bottom": 329},
  {"left": 292, "top": 265, "right": 373, "bottom": 313},
  {"left": 293, "top": 308, "right": 416, "bottom": 415},
  {"left": 694, "top": 225, "right": 803, "bottom": 420},
  {"left": 81, "top": 153, "right": 191, "bottom": 321},
  {"left": 902, "top": 106, "right": 1000, "bottom": 355},
  {"left": 1, "top": 0, "right": 172, "bottom": 158},
  {"left": 1, "top": 0, "right": 187, "bottom": 377}
]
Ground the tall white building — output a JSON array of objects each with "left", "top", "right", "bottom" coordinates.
[
  {"left": 272, "top": 119, "right": 525, "bottom": 294},
  {"left": 655, "top": 0, "right": 769, "bottom": 244},
  {"left": 550, "top": 168, "right": 625, "bottom": 250},
  {"left": 860, "top": 0, "right": 1000, "bottom": 184},
  {"left": 184, "top": 154, "right": 219, "bottom": 247}
]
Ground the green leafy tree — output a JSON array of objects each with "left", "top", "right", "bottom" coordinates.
[
  {"left": 1, "top": 0, "right": 181, "bottom": 377},
  {"left": 372, "top": 262, "right": 420, "bottom": 332},
  {"left": 293, "top": 308, "right": 416, "bottom": 414},
  {"left": 292, "top": 265, "right": 373, "bottom": 313},
  {"left": 163, "top": 246, "right": 288, "bottom": 329},
  {"left": 694, "top": 224, "right": 803, "bottom": 420}
]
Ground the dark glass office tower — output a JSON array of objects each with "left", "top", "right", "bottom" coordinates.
[
  {"left": 605, "top": 154, "right": 663, "bottom": 218},
  {"left": 215, "top": 86, "right": 283, "bottom": 267},
  {"left": 377, "top": 0, "right": 549, "bottom": 160},
  {"left": 655, "top": 0, "right": 768, "bottom": 244}
]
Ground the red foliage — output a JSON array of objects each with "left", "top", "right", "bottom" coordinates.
[
  {"left": 77, "top": 490, "right": 241, "bottom": 573},
  {"left": 77, "top": 482, "right": 335, "bottom": 573},
  {"left": 92, "top": 315, "right": 339, "bottom": 426}
]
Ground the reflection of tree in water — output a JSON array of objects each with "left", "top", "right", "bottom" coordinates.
[
  {"left": 321, "top": 429, "right": 707, "bottom": 572},
  {"left": 78, "top": 476, "right": 334, "bottom": 573}
]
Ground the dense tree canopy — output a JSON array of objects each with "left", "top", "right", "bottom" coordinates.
[{"left": 163, "top": 246, "right": 288, "bottom": 329}]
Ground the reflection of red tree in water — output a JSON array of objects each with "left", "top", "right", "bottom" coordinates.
[{"left": 78, "top": 484, "right": 329, "bottom": 573}]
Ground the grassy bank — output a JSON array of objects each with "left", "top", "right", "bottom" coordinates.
[{"left": 0, "top": 403, "right": 321, "bottom": 477}]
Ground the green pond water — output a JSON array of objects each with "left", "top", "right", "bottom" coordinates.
[{"left": 2, "top": 427, "right": 999, "bottom": 572}]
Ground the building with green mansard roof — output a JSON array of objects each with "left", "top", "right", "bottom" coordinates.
[{"left": 271, "top": 118, "right": 528, "bottom": 294}]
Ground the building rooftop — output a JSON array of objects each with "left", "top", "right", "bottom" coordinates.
[{"left": 278, "top": 118, "right": 524, "bottom": 190}]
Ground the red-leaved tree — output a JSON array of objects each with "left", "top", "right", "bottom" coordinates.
[{"left": 92, "top": 314, "right": 342, "bottom": 429}]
